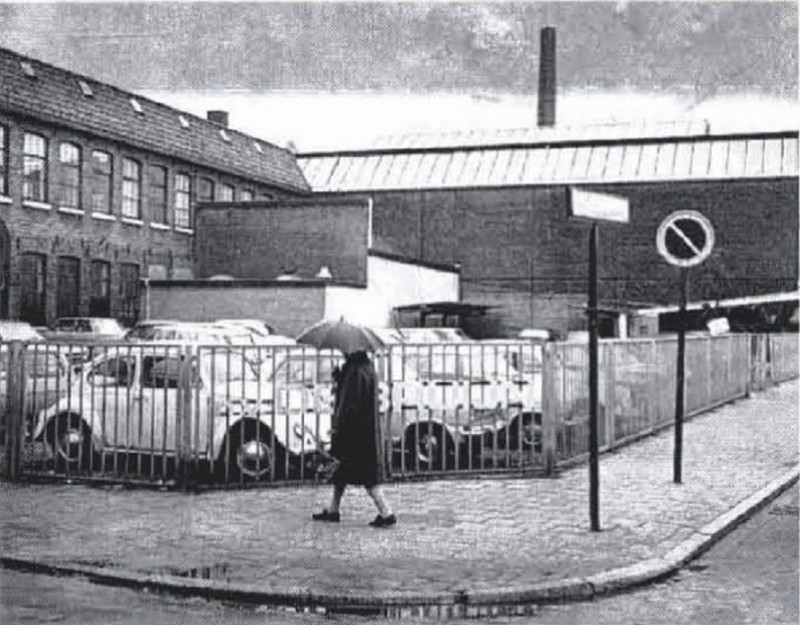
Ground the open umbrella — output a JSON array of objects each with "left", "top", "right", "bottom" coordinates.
[{"left": 296, "top": 318, "right": 384, "bottom": 354}]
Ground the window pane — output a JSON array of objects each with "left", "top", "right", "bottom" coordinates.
[
  {"left": 118, "top": 263, "right": 140, "bottom": 326},
  {"left": 240, "top": 189, "right": 253, "bottom": 201},
  {"left": 174, "top": 173, "right": 191, "bottom": 228},
  {"left": 57, "top": 256, "right": 81, "bottom": 319},
  {"left": 218, "top": 183, "right": 234, "bottom": 201},
  {"left": 90, "top": 150, "right": 112, "bottom": 213},
  {"left": 20, "top": 253, "right": 47, "bottom": 326},
  {"left": 197, "top": 177, "right": 214, "bottom": 203},
  {"left": 90, "top": 260, "right": 111, "bottom": 316},
  {"left": 23, "top": 133, "right": 47, "bottom": 201},
  {"left": 0, "top": 124, "right": 7, "bottom": 195},
  {"left": 121, "top": 158, "right": 141, "bottom": 218},
  {"left": 148, "top": 165, "right": 168, "bottom": 223},
  {"left": 58, "top": 143, "right": 81, "bottom": 209}
]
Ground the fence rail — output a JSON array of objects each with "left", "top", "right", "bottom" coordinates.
[{"left": 0, "top": 333, "right": 795, "bottom": 489}]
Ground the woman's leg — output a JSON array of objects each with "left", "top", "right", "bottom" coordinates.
[
  {"left": 328, "top": 482, "right": 346, "bottom": 513},
  {"left": 365, "top": 485, "right": 392, "bottom": 517}
]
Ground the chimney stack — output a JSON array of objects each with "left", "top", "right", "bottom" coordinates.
[
  {"left": 537, "top": 26, "right": 556, "bottom": 127},
  {"left": 207, "top": 110, "right": 229, "bottom": 127}
]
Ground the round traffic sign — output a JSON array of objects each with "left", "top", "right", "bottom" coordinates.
[{"left": 656, "top": 210, "right": 715, "bottom": 268}]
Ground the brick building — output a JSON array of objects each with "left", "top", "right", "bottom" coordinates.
[
  {"left": 0, "top": 47, "right": 309, "bottom": 326},
  {"left": 297, "top": 125, "right": 799, "bottom": 335}
]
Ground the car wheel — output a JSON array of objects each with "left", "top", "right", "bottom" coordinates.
[
  {"left": 223, "top": 423, "right": 286, "bottom": 482},
  {"left": 403, "top": 423, "right": 455, "bottom": 471},
  {"left": 48, "top": 413, "right": 95, "bottom": 472},
  {"left": 508, "top": 412, "right": 542, "bottom": 451}
]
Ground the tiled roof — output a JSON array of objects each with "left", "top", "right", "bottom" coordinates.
[
  {"left": 298, "top": 129, "right": 798, "bottom": 192},
  {"left": 0, "top": 47, "right": 310, "bottom": 193}
]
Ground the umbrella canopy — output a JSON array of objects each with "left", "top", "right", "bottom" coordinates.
[{"left": 296, "top": 319, "right": 384, "bottom": 355}]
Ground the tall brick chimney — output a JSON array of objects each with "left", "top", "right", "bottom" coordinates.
[
  {"left": 207, "top": 110, "right": 229, "bottom": 127},
  {"left": 537, "top": 26, "right": 556, "bottom": 127}
]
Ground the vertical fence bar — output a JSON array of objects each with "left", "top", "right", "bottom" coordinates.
[
  {"left": 541, "top": 343, "right": 556, "bottom": 475},
  {"left": 5, "top": 342, "right": 23, "bottom": 481}
]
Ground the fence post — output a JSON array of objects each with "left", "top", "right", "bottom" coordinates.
[
  {"left": 603, "top": 342, "right": 615, "bottom": 449},
  {"left": 175, "top": 345, "right": 194, "bottom": 491},
  {"left": 4, "top": 342, "right": 24, "bottom": 481},
  {"left": 541, "top": 343, "right": 557, "bottom": 475}
]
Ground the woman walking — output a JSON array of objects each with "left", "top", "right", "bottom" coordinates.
[{"left": 312, "top": 350, "right": 396, "bottom": 527}]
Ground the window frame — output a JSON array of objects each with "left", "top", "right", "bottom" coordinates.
[
  {"left": 148, "top": 164, "right": 168, "bottom": 224},
  {"left": 19, "top": 252, "right": 47, "bottom": 326},
  {"left": 121, "top": 157, "right": 142, "bottom": 219},
  {"left": 218, "top": 182, "right": 234, "bottom": 202},
  {"left": 23, "top": 132, "right": 48, "bottom": 202},
  {"left": 58, "top": 142, "right": 82, "bottom": 210},
  {"left": 0, "top": 124, "right": 7, "bottom": 196},
  {"left": 197, "top": 177, "right": 215, "bottom": 205},
  {"left": 90, "top": 149, "right": 113, "bottom": 214},
  {"left": 174, "top": 172, "right": 192, "bottom": 229}
]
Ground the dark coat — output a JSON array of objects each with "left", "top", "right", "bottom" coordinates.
[{"left": 330, "top": 351, "right": 386, "bottom": 487}]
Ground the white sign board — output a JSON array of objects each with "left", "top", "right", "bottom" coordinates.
[
  {"left": 656, "top": 210, "right": 715, "bottom": 268},
  {"left": 567, "top": 187, "right": 630, "bottom": 223}
]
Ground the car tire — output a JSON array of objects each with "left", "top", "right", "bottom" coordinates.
[
  {"left": 403, "top": 423, "right": 455, "bottom": 472},
  {"left": 507, "top": 412, "right": 542, "bottom": 452},
  {"left": 47, "top": 413, "right": 96, "bottom": 472},
  {"left": 222, "top": 422, "right": 286, "bottom": 483}
]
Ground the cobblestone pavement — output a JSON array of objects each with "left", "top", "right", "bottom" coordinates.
[{"left": 0, "top": 382, "right": 796, "bottom": 598}]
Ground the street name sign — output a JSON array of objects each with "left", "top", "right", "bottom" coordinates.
[
  {"left": 656, "top": 210, "right": 715, "bottom": 268},
  {"left": 567, "top": 187, "right": 630, "bottom": 223}
]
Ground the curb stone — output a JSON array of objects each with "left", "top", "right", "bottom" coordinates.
[{"left": 1, "top": 465, "right": 797, "bottom": 619}]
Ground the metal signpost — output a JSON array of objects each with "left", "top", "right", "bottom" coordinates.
[
  {"left": 656, "top": 210, "right": 715, "bottom": 484},
  {"left": 567, "top": 187, "right": 629, "bottom": 532}
]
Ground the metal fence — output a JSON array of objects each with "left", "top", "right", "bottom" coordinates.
[{"left": 0, "top": 333, "right": 795, "bottom": 489}]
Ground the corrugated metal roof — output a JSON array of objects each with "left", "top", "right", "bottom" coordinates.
[
  {"left": 299, "top": 133, "right": 798, "bottom": 192},
  {"left": 0, "top": 47, "right": 309, "bottom": 193}
]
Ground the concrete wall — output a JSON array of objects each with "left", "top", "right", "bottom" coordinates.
[
  {"left": 195, "top": 198, "right": 372, "bottom": 283},
  {"left": 145, "top": 281, "right": 327, "bottom": 337},
  {"left": 323, "top": 252, "right": 460, "bottom": 327}
]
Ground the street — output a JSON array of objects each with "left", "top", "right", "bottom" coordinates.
[{"left": 0, "top": 484, "right": 796, "bottom": 625}]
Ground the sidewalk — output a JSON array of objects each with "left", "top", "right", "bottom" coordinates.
[{"left": 1, "top": 381, "right": 797, "bottom": 617}]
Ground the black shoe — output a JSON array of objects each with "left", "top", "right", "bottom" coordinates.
[
  {"left": 369, "top": 514, "right": 396, "bottom": 528},
  {"left": 312, "top": 509, "right": 340, "bottom": 522}
]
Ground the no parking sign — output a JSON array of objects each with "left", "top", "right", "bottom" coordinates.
[{"left": 656, "top": 210, "right": 715, "bottom": 268}]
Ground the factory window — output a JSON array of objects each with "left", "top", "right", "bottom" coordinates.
[
  {"left": 23, "top": 132, "right": 48, "bottom": 202},
  {"left": 197, "top": 177, "right": 214, "bottom": 204},
  {"left": 148, "top": 165, "right": 168, "bottom": 224},
  {"left": 89, "top": 260, "right": 111, "bottom": 317},
  {"left": 19, "top": 253, "right": 47, "bottom": 326},
  {"left": 218, "top": 183, "right": 234, "bottom": 202},
  {"left": 90, "top": 150, "right": 113, "bottom": 214},
  {"left": 58, "top": 142, "right": 82, "bottom": 210},
  {"left": 174, "top": 173, "right": 191, "bottom": 229},
  {"left": 0, "top": 124, "right": 7, "bottom": 196},
  {"left": 56, "top": 256, "right": 81, "bottom": 319},
  {"left": 121, "top": 158, "right": 141, "bottom": 219},
  {"left": 240, "top": 189, "right": 254, "bottom": 202},
  {"left": 118, "top": 263, "right": 140, "bottom": 326}
]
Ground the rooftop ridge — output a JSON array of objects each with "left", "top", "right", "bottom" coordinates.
[{"left": 0, "top": 45, "right": 293, "bottom": 157}]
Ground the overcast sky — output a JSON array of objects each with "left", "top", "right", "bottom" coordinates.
[{"left": 1, "top": 2, "right": 796, "bottom": 149}]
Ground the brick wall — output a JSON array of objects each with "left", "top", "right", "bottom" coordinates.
[
  {"left": 146, "top": 282, "right": 327, "bottom": 337},
  {"left": 195, "top": 199, "right": 371, "bottom": 283},
  {"left": 0, "top": 111, "right": 295, "bottom": 326},
  {"left": 365, "top": 178, "right": 798, "bottom": 334}
]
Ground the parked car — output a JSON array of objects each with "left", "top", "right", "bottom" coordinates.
[
  {"left": 215, "top": 319, "right": 275, "bottom": 337},
  {"left": 126, "top": 321, "right": 294, "bottom": 347},
  {"left": 0, "top": 321, "right": 44, "bottom": 342},
  {"left": 33, "top": 345, "right": 332, "bottom": 480},
  {"left": 43, "top": 317, "right": 127, "bottom": 368},
  {"left": 0, "top": 343, "right": 70, "bottom": 422}
]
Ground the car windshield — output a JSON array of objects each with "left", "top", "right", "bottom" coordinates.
[{"left": 268, "top": 354, "right": 338, "bottom": 386}]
